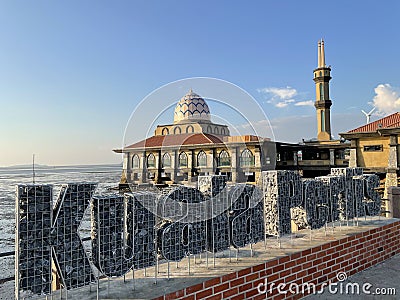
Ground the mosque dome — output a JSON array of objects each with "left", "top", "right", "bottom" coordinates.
[{"left": 173, "top": 89, "right": 211, "bottom": 124}]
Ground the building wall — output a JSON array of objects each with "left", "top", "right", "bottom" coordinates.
[
  {"left": 154, "top": 220, "right": 400, "bottom": 300},
  {"left": 356, "top": 136, "right": 390, "bottom": 170},
  {"left": 124, "top": 143, "right": 271, "bottom": 185}
]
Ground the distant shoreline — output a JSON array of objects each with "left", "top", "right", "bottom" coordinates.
[{"left": 0, "top": 163, "right": 122, "bottom": 169}]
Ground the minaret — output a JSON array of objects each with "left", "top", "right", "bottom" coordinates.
[{"left": 313, "top": 39, "right": 332, "bottom": 141}]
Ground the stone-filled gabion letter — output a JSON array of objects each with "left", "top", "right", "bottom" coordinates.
[
  {"left": 363, "top": 174, "right": 381, "bottom": 216},
  {"left": 331, "top": 168, "right": 363, "bottom": 220},
  {"left": 52, "top": 183, "right": 97, "bottom": 289},
  {"left": 157, "top": 186, "right": 207, "bottom": 261},
  {"left": 91, "top": 194, "right": 134, "bottom": 277},
  {"left": 229, "top": 184, "right": 264, "bottom": 248},
  {"left": 262, "top": 171, "right": 302, "bottom": 236},
  {"left": 300, "top": 179, "right": 329, "bottom": 230},
  {"left": 198, "top": 175, "right": 230, "bottom": 253},
  {"left": 126, "top": 192, "right": 157, "bottom": 270}
]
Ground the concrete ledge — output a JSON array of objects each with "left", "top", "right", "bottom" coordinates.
[{"left": 49, "top": 217, "right": 400, "bottom": 300}]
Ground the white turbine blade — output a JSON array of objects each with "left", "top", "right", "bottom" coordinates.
[
  {"left": 361, "top": 110, "right": 368, "bottom": 116},
  {"left": 368, "top": 107, "right": 376, "bottom": 115}
]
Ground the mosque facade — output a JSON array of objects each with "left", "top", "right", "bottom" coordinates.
[{"left": 115, "top": 88, "right": 276, "bottom": 185}]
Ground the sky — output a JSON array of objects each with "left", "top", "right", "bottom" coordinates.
[{"left": 0, "top": 1, "right": 399, "bottom": 166}]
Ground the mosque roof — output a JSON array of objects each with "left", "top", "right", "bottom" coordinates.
[
  {"left": 125, "top": 133, "right": 223, "bottom": 149},
  {"left": 347, "top": 112, "right": 400, "bottom": 133}
]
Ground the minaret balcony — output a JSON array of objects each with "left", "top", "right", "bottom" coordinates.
[{"left": 314, "top": 100, "right": 332, "bottom": 109}]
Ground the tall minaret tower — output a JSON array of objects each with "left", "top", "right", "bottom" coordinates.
[{"left": 313, "top": 39, "right": 332, "bottom": 141}]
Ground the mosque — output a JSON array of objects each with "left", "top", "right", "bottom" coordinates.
[{"left": 114, "top": 40, "right": 349, "bottom": 187}]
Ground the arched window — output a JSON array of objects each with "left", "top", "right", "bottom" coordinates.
[
  {"left": 186, "top": 125, "right": 194, "bottom": 133},
  {"left": 132, "top": 154, "right": 140, "bottom": 169},
  {"left": 179, "top": 152, "right": 188, "bottom": 167},
  {"left": 174, "top": 127, "right": 182, "bottom": 134},
  {"left": 162, "top": 128, "right": 169, "bottom": 135},
  {"left": 162, "top": 152, "right": 171, "bottom": 168},
  {"left": 221, "top": 128, "right": 226, "bottom": 135},
  {"left": 240, "top": 148, "right": 254, "bottom": 167},
  {"left": 218, "top": 150, "right": 230, "bottom": 166},
  {"left": 207, "top": 125, "right": 212, "bottom": 133},
  {"left": 214, "top": 127, "right": 219, "bottom": 134},
  {"left": 197, "top": 150, "right": 207, "bottom": 167},
  {"left": 147, "top": 153, "right": 156, "bottom": 168}
]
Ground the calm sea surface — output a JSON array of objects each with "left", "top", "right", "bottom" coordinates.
[{"left": 0, "top": 164, "right": 122, "bottom": 286}]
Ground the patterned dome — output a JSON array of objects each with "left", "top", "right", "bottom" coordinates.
[{"left": 174, "top": 89, "right": 211, "bottom": 123}]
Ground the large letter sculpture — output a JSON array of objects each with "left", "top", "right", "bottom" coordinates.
[
  {"left": 15, "top": 166, "right": 382, "bottom": 298},
  {"left": 363, "top": 174, "right": 381, "bottom": 216},
  {"left": 229, "top": 184, "right": 264, "bottom": 248},
  {"left": 52, "top": 183, "right": 97, "bottom": 289},
  {"left": 316, "top": 175, "right": 344, "bottom": 222},
  {"left": 331, "top": 168, "right": 363, "bottom": 220},
  {"left": 127, "top": 192, "right": 157, "bottom": 269},
  {"left": 16, "top": 183, "right": 97, "bottom": 299},
  {"left": 16, "top": 185, "right": 53, "bottom": 297},
  {"left": 262, "top": 171, "right": 302, "bottom": 236},
  {"left": 198, "top": 175, "right": 230, "bottom": 253},
  {"left": 157, "top": 186, "right": 207, "bottom": 261},
  {"left": 91, "top": 195, "right": 133, "bottom": 277},
  {"left": 300, "top": 179, "right": 329, "bottom": 230},
  {"left": 91, "top": 193, "right": 156, "bottom": 276}
]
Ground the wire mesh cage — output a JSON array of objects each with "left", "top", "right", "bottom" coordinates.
[
  {"left": 262, "top": 171, "right": 302, "bottom": 237},
  {"left": 52, "top": 183, "right": 97, "bottom": 289},
  {"left": 157, "top": 186, "right": 207, "bottom": 262},
  {"left": 228, "top": 184, "right": 264, "bottom": 248},
  {"left": 91, "top": 194, "right": 133, "bottom": 277},
  {"left": 15, "top": 184, "right": 53, "bottom": 299},
  {"left": 126, "top": 192, "right": 157, "bottom": 270}
]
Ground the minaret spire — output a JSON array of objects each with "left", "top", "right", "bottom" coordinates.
[
  {"left": 320, "top": 39, "right": 325, "bottom": 67},
  {"left": 318, "top": 40, "right": 322, "bottom": 67}
]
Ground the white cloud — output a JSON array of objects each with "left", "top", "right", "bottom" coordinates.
[
  {"left": 258, "top": 86, "right": 298, "bottom": 99},
  {"left": 276, "top": 102, "right": 289, "bottom": 108},
  {"left": 276, "top": 99, "right": 295, "bottom": 108},
  {"left": 258, "top": 86, "right": 298, "bottom": 109},
  {"left": 371, "top": 84, "right": 400, "bottom": 115},
  {"left": 258, "top": 86, "right": 313, "bottom": 109},
  {"left": 295, "top": 100, "right": 314, "bottom": 107}
]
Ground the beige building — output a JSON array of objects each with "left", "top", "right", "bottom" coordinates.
[
  {"left": 340, "top": 113, "right": 400, "bottom": 173},
  {"left": 340, "top": 113, "right": 400, "bottom": 197}
]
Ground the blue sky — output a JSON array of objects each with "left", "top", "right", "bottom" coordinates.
[{"left": 0, "top": 1, "right": 399, "bottom": 166}]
